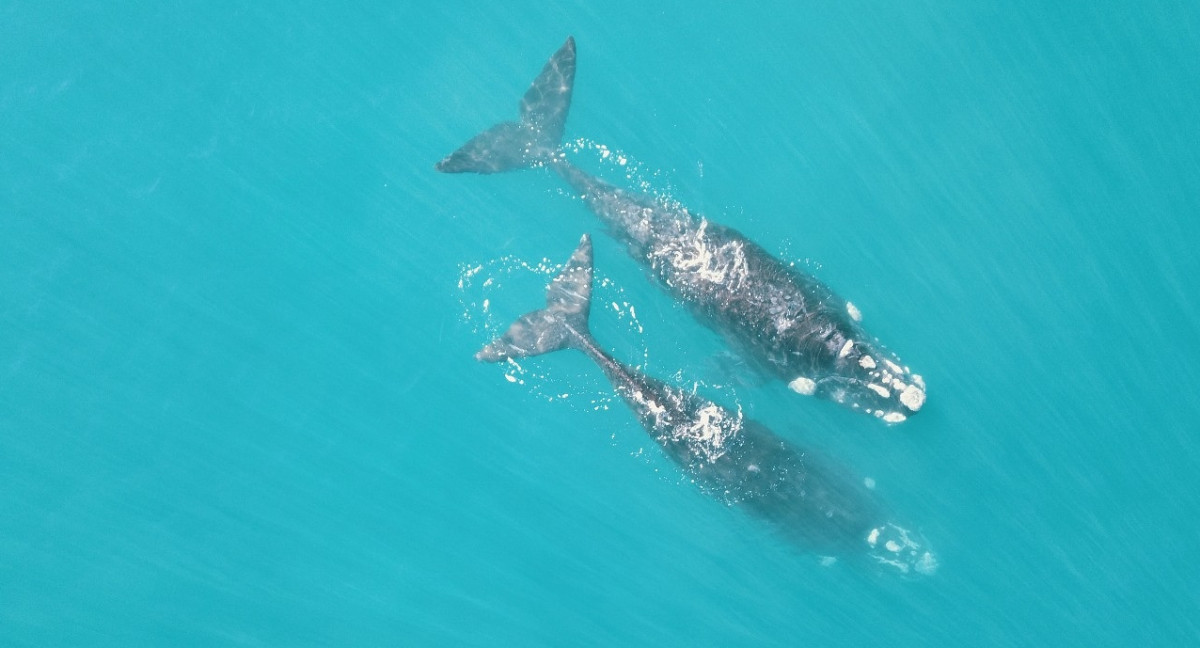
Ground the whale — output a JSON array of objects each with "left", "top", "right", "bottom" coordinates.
[
  {"left": 438, "top": 37, "right": 926, "bottom": 423},
  {"left": 477, "top": 234, "right": 936, "bottom": 573}
]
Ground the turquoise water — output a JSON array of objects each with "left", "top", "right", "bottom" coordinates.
[{"left": 3, "top": 2, "right": 1199, "bottom": 645}]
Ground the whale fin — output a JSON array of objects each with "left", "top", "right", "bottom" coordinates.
[
  {"left": 476, "top": 234, "right": 593, "bottom": 362},
  {"left": 436, "top": 37, "right": 576, "bottom": 174}
]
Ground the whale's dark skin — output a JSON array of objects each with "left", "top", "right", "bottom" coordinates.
[
  {"left": 477, "top": 235, "right": 936, "bottom": 572},
  {"left": 439, "top": 37, "right": 927, "bottom": 424}
]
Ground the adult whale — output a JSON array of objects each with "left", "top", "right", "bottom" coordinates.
[
  {"left": 438, "top": 37, "right": 926, "bottom": 424},
  {"left": 478, "top": 234, "right": 936, "bottom": 573}
]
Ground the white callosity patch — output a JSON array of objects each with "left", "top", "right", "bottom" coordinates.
[
  {"left": 846, "top": 301, "right": 862, "bottom": 322},
  {"left": 788, "top": 376, "right": 817, "bottom": 396},
  {"left": 900, "top": 384, "right": 926, "bottom": 412},
  {"left": 838, "top": 339, "right": 854, "bottom": 359},
  {"left": 866, "top": 523, "right": 938, "bottom": 575},
  {"left": 854, "top": 350, "right": 927, "bottom": 419},
  {"left": 879, "top": 366, "right": 924, "bottom": 414}
]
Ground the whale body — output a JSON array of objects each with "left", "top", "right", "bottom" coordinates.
[
  {"left": 439, "top": 37, "right": 926, "bottom": 424},
  {"left": 477, "top": 234, "right": 936, "bottom": 573}
]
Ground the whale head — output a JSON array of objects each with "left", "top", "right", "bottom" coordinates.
[{"left": 789, "top": 337, "right": 927, "bottom": 424}]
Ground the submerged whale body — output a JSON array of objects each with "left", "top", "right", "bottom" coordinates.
[
  {"left": 477, "top": 234, "right": 936, "bottom": 573},
  {"left": 439, "top": 37, "right": 927, "bottom": 424}
]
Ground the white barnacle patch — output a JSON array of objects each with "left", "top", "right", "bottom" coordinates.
[
  {"left": 859, "top": 355, "right": 876, "bottom": 369},
  {"left": 867, "top": 383, "right": 891, "bottom": 399},
  {"left": 867, "top": 527, "right": 881, "bottom": 546},
  {"left": 788, "top": 376, "right": 817, "bottom": 396},
  {"left": 883, "top": 412, "right": 907, "bottom": 424},
  {"left": 884, "top": 359, "right": 903, "bottom": 374},
  {"left": 900, "top": 384, "right": 926, "bottom": 412},
  {"left": 838, "top": 339, "right": 854, "bottom": 359},
  {"left": 846, "top": 301, "right": 862, "bottom": 322}
]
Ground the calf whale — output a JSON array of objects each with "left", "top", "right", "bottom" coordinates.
[
  {"left": 477, "top": 234, "right": 936, "bottom": 573},
  {"left": 439, "top": 37, "right": 926, "bottom": 423}
]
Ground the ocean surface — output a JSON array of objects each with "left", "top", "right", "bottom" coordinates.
[{"left": 3, "top": 2, "right": 1198, "bottom": 646}]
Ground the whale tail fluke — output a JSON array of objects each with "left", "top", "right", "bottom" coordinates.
[
  {"left": 476, "top": 234, "right": 593, "bottom": 362},
  {"left": 436, "top": 37, "right": 576, "bottom": 174}
]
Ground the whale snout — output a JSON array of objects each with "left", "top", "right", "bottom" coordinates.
[
  {"left": 867, "top": 523, "right": 938, "bottom": 575},
  {"left": 876, "top": 379, "right": 926, "bottom": 424},
  {"left": 845, "top": 350, "right": 927, "bottom": 423}
]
